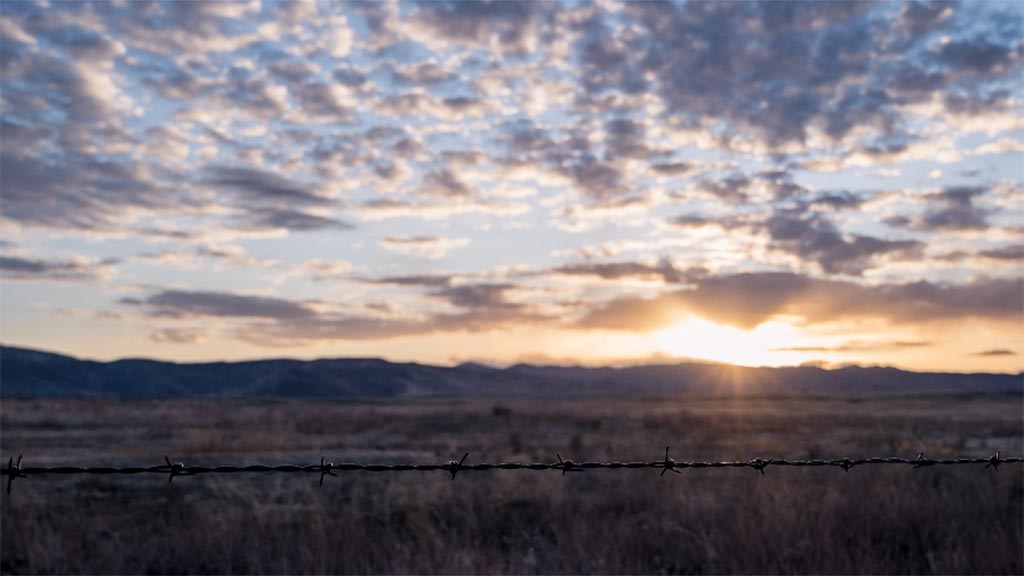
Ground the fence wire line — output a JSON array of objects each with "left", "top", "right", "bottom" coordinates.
[{"left": 2, "top": 450, "right": 1020, "bottom": 493}]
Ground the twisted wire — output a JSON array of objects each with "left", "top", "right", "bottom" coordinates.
[{"left": 2, "top": 450, "right": 1019, "bottom": 493}]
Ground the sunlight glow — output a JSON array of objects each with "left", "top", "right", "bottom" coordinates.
[{"left": 651, "top": 317, "right": 811, "bottom": 367}]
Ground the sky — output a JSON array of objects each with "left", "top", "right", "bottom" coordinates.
[{"left": 1, "top": 0, "right": 1022, "bottom": 373}]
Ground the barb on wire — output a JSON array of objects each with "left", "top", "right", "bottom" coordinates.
[
  {"left": 0, "top": 450, "right": 1019, "bottom": 493},
  {"left": 913, "top": 452, "right": 933, "bottom": 470},
  {"left": 836, "top": 457, "right": 856, "bottom": 472},
  {"left": 445, "top": 453, "right": 469, "bottom": 481},
  {"left": 556, "top": 453, "right": 582, "bottom": 476},
  {"left": 6, "top": 455, "right": 25, "bottom": 495},
  {"left": 661, "top": 446, "right": 681, "bottom": 476},
  {"left": 986, "top": 451, "right": 1001, "bottom": 470},
  {"left": 319, "top": 457, "right": 336, "bottom": 486},
  {"left": 748, "top": 458, "right": 768, "bottom": 475},
  {"left": 164, "top": 456, "right": 188, "bottom": 483}
]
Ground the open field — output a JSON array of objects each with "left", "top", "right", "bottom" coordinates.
[{"left": 2, "top": 392, "right": 1022, "bottom": 574}]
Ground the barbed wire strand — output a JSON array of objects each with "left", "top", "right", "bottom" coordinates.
[{"left": 2, "top": 449, "right": 1020, "bottom": 493}]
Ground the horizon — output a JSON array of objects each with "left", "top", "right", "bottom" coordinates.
[
  {"left": 4, "top": 342, "right": 1022, "bottom": 376},
  {"left": 1, "top": 1, "right": 1023, "bottom": 373}
]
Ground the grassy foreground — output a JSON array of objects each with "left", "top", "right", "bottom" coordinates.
[{"left": 2, "top": 392, "right": 1022, "bottom": 574}]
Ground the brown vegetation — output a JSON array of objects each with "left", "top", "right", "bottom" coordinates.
[{"left": 1, "top": 392, "right": 1022, "bottom": 574}]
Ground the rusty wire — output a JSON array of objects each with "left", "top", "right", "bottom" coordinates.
[{"left": 1, "top": 449, "right": 1019, "bottom": 494}]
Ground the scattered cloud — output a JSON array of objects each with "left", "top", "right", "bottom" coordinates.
[
  {"left": 546, "top": 258, "right": 697, "bottom": 284},
  {"left": 121, "top": 282, "right": 549, "bottom": 347},
  {"left": 150, "top": 327, "right": 206, "bottom": 344},
  {"left": 1, "top": 254, "right": 119, "bottom": 283},
  {"left": 355, "top": 198, "right": 529, "bottom": 221},
  {"left": 763, "top": 211, "right": 924, "bottom": 275},
  {"left": 1, "top": 0, "right": 1021, "bottom": 370},
  {"left": 123, "top": 290, "right": 317, "bottom": 320},
  {"left": 907, "top": 186, "right": 992, "bottom": 231},
  {"left": 379, "top": 235, "right": 470, "bottom": 259}
]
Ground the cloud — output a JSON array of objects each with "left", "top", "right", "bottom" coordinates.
[
  {"left": 288, "top": 82, "right": 354, "bottom": 121},
  {"left": 552, "top": 193, "right": 658, "bottom": 232},
  {"left": 362, "top": 274, "right": 457, "bottom": 288},
  {"left": 237, "top": 316, "right": 430, "bottom": 345},
  {"left": 649, "top": 161, "right": 695, "bottom": 175},
  {"left": 764, "top": 211, "right": 924, "bottom": 275},
  {"left": 669, "top": 194, "right": 924, "bottom": 275},
  {"left": 391, "top": 61, "right": 455, "bottom": 85},
  {"left": 919, "top": 186, "right": 992, "bottom": 231},
  {"left": 502, "top": 120, "right": 557, "bottom": 155},
  {"left": 665, "top": 215, "right": 745, "bottom": 230},
  {"left": 898, "top": 1, "right": 955, "bottom": 37},
  {"left": 935, "top": 37, "right": 1022, "bottom": 77},
  {"left": 0, "top": 152, "right": 174, "bottom": 231},
  {"left": 123, "top": 290, "right": 317, "bottom": 320},
  {"left": 808, "top": 191, "right": 868, "bottom": 211},
  {"left": 677, "top": 170, "right": 809, "bottom": 204},
  {"left": 432, "top": 283, "right": 522, "bottom": 310},
  {"left": 973, "top": 138, "right": 1024, "bottom": 155},
  {"left": 202, "top": 165, "right": 352, "bottom": 232},
  {"left": 405, "top": 1, "right": 548, "bottom": 55},
  {"left": 267, "top": 59, "right": 317, "bottom": 83},
  {"left": 332, "top": 65, "right": 370, "bottom": 88},
  {"left": 355, "top": 198, "right": 529, "bottom": 221},
  {"left": 978, "top": 245, "right": 1023, "bottom": 261},
  {"left": 140, "top": 244, "right": 277, "bottom": 269},
  {"left": 578, "top": 272, "right": 1023, "bottom": 331},
  {"left": 418, "top": 169, "right": 473, "bottom": 198},
  {"left": 575, "top": 1, "right": 1022, "bottom": 156},
  {"left": 210, "top": 73, "right": 289, "bottom": 120},
  {"left": 771, "top": 340, "right": 932, "bottom": 353},
  {"left": 300, "top": 259, "right": 353, "bottom": 282},
  {"left": 379, "top": 235, "right": 470, "bottom": 259},
  {"left": 240, "top": 208, "right": 354, "bottom": 232},
  {"left": 971, "top": 348, "right": 1017, "bottom": 357},
  {"left": 547, "top": 258, "right": 697, "bottom": 284},
  {"left": 563, "top": 158, "right": 627, "bottom": 201},
  {"left": 374, "top": 90, "right": 491, "bottom": 120},
  {"left": 0, "top": 254, "right": 118, "bottom": 283},
  {"left": 603, "top": 118, "right": 651, "bottom": 160},
  {"left": 203, "top": 165, "right": 331, "bottom": 205},
  {"left": 150, "top": 327, "right": 206, "bottom": 344},
  {"left": 934, "top": 246, "right": 1024, "bottom": 265},
  {"left": 694, "top": 175, "right": 752, "bottom": 204},
  {"left": 889, "top": 186, "right": 992, "bottom": 232},
  {"left": 123, "top": 282, "right": 547, "bottom": 347}
]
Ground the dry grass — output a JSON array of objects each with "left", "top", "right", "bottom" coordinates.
[{"left": 1, "top": 392, "right": 1022, "bottom": 574}]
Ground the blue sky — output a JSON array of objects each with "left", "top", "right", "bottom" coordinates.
[{"left": 1, "top": 0, "right": 1022, "bottom": 371}]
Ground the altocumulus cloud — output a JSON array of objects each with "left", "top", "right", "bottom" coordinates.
[
  {"left": 378, "top": 236, "right": 470, "bottom": 259},
  {"left": 122, "top": 290, "right": 319, "bottom": 320},
  {"left": 1, "top": 254, "right": 119, "bottom": 283},
  {"left": 0, "top": 0, "right": 1020, "bottom": 370},
  {"left": 121, "top": 282, "right": 549, "bottom": 346}
]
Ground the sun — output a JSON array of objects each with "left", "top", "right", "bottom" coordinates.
[{"left": 650, "top": 317, "right": 810, "bottom": 367}]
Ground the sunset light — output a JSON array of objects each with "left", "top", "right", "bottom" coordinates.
[{"left": 651, "top": 318, "right": 807, "bottom": 367}]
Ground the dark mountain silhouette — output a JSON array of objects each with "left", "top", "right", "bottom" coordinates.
[{"left": 1, "top": 345, "right": 1020, "bottom": 399}]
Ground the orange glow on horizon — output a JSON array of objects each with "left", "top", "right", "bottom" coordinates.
[{"left": 651, "top": 317, "right": 813, "bottom": 367}]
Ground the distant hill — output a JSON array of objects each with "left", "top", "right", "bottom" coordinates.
[{"left": 1, "top": 345, "right": 1020, "bottom": 399}]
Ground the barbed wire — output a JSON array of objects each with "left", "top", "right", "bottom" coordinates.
[{"left": 2, "top": 449, "right": 1019, "bottom": 494}]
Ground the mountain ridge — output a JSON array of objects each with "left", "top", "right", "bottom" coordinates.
[{"left": 1, "top": 345, "right": 1020, "bottom": 399}]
